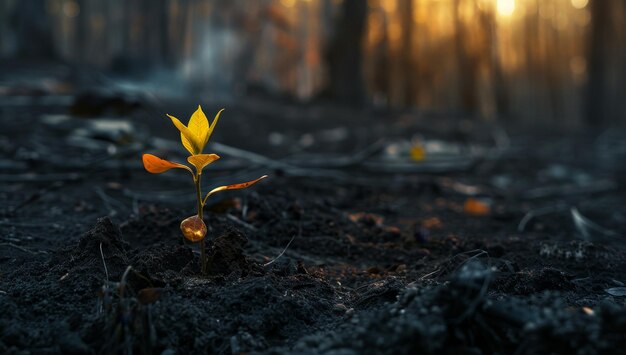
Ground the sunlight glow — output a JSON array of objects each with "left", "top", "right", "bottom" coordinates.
[
  {"left": 497, "top": 0, "right": 516, "bottom": 17},
  {"left": 280, "top": 0, "right": 296, "bottom": 8},
  {"left": 571, "top": 0, "right": 589, "bottom": 10}
]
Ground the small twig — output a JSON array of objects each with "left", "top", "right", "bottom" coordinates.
[
  {"left": 523, "top": 180, "right": 616, "bottom": 200},
  {"left": 248, "top": 240, "right": 342, "bottom": 265},
  {"left": 452, "top": 249, "right": 489, "bottom": 272},
  {"left": 119, "top": 266, "right": 133, "bottom": 299},
  {"left": 226, "top": 214, "right": 258, "bottom": 232},
  {"left": 100, "top": 242, "right": 109, "bottom": 283},
  {"left": 264, "top": 235, "right": 296, "bottom": 267},
  {"left": 518, "top": 203, "right": 569, "bottom": 232},
  {"left": 571, "top": 207, "right": 622, "bottom": 242},
  {"left": 419, "top": 268, "right": 441, "bottom": 280},
  {"left": 0, "top": 242, "right": 47, "bottom": 255},
  {"left": 264, "top": 220, "right": 301, "bottom": 267}
]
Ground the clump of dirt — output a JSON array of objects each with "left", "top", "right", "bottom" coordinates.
[
  {"left": 70, "top": 217, "right": 131, "bottom": 274},
  {"left": 119, "top": 206, "right": 183, "bottom": 249},
  {"left": 0, "top": 218, "right": 131, "bottom": 352},
  {"left": 132, "top": 244, "right": 194, "bottom": 285},
  {"left": 206, "top": 227, "right": 260, "bottom": 277}
]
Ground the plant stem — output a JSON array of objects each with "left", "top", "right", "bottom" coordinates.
[{"left": 194, "top": 173, "right": 207, "bottom": 274}]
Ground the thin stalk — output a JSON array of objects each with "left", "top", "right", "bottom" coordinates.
[{"left": 194, "top": 173, "right": 207, "bottom": 274}]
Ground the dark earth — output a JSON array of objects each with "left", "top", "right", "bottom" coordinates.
[{"left": 1, "top": 63, "right": 626, "bottom": 354}]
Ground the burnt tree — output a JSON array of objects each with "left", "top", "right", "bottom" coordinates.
[
  {"left": 453, "top": 0, "right": 479, "bottom": 114},
  {"left": 585, "top": 0, "right": 611, "bottom": 126},
  {"left": 324, "top": 0, "right": 367, "bottom": 104},
  {"left": 400, "top": 0, "right": 416, "bottom": 106},
  {"left": 10, "top": 1, "right": 56, "bottom": 59}
]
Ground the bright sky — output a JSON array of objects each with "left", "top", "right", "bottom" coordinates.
[{"left": 496, "top": 0, "right": 516, "bottom": 17}]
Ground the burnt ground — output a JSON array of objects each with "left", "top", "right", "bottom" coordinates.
[{"left": 1, "top": 64, "right": 626, "bottom": 354}]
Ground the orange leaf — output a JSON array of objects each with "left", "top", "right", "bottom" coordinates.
[
  {"left": 142, "top": 154, "right": 192, "bottom": 174},
  {"left": 187, "top": 153, "right": 220, "bottom": 173},
  {"left": 203, "top": 175, "right": 268, "bottom": 204},
  {"left": 463, "top": 198, "right": 490, "bottom": 216}
]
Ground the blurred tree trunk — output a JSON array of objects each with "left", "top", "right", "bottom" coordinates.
[
  {"left": 324, "top": 0, "right": 367, "bottom": 104},
  {"left": 372, "top": 10, "right": 390, "bottom": 104},
  {"left": 523, "top": 2, "right": 539, "bottom": 121},
  {"left": 141, "top": 0, "right": 152, "bottom": 64},
  {"left": 585, "top": 0, "right": 611, "bottom": 126},
  {"left": 453, "top": 0, "right": 478, "bottom": 114},
  {"left": 75, "top": 0, "right": 88, "bottom": 63},
  {"left": 400, "top": 0, "right": 415, "bottom": 106},
  {"left": 11, "top": 1, "right": 57, "bottom": 59},
  {"left": 111, "top": 0, "right": 135, "bottom": 70},
  {"left": 167, "top": 0, "right": 192, "bottom": 65},
  {"left": 159, "top": 0, "right": 172, "bottom": 67},
  {"left": 546, "top": 21, "right": 564, "bottom": 123},
  {"left": 320, "top": 0, "right": 334, "bottom": 41},
  {"left": 122, "top": 0, "right": 133, "bottom": 55},
  {"left": 479, "top": 3, "right": 509, "bottom": 119}
]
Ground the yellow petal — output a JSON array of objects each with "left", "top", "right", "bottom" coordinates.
[
  {"left": 187, "top": 153, "right": 220, "bottom": 173},
  {"left": 142, "top": 154, "right": 192, "bottom": 174},
  {"left": 180, "top": 215, "right": 207, "bottom": 242},
  {"left": 410, "top": 145, "right": 426, "bottom": 161},
  {"left": 205, "top": 109, "right": 224, "bottom": 146},
  {"left": 188, "top": 106, "right": 210, "bottom": 151},
  {"left": 203, "top": 175, "right": 267, "bottom": 204},
  {"left": 166, "top": 114, "right": 202, "bottom": 155}
]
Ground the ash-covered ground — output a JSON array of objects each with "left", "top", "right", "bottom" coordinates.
[{"left": 1, "top": 65, "right": 625, "bottom": 354}]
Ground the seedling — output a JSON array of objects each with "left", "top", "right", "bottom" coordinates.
[{"left": 142, "top": 106, "right": 267, "bottom": 274}]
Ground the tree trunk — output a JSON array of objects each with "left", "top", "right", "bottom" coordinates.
[
  {"left": 323, "top": 0, "right": 367, "bottom": 104},
  {"left": 454, "top": 0, "right": 478, "bottom": 114},
  {"left": 479, "top": 2, "right": 509, "bottom": 120},
  {"left": 159, "top": 0, "right": 172, "bottom": 67},
  {"left": 11, "top": 1, "right": 57, "bottom": 59},
  {"left": 372, "top": 10, "right": 390, "bottom": 104},
  {"left": 75, "top": 0, "right": 88, "bottom": 63},
  {"left": 400, "top": 0, "right": 416, "bottom": 106},
  {"left": 585, "top": 0, "right": 611, "bottom": 126}
]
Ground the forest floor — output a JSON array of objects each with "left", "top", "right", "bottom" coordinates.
[{"left": 1, "top": 64, "right": 626, "bottom": 354}]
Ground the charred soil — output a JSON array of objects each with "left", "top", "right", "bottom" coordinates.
[{"left": 1, "top": 68, "right": 626, "bottom": 354}]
